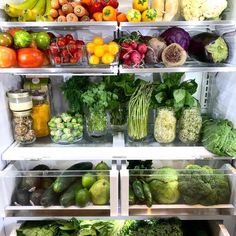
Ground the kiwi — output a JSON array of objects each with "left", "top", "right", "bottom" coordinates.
[{"left": 162, "top": 43, "right": 187, "bottom": 67}]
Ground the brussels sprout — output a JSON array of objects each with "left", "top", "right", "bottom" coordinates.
[
  {"left": 48, "top": 121, "right": 56, "bottom": 128},
  {"left": 61, "top": 113, "right": 72, "bottom": 123},
  {"left": 54, "top": 117, "right": 62, "bottom": 124},
  {"left": 56, "top": 123, "right": 65, "bottom": 129}
]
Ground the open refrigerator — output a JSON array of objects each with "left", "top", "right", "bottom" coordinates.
[{"left": 0, "top": 0, "right": 236, "bottom": 235}]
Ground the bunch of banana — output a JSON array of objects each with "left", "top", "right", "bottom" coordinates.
[{"left": 5, "top": 0, "right": 53, "bottom": 21}]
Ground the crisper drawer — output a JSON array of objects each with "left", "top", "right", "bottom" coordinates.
[
  {"left": 1, "top": 160, "right": 118, "bottom": 217},
  {"left": 120, "top": 160, "right": 236, "bottom": 216}
]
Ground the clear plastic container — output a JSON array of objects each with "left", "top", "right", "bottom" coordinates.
[
  {"left": 178, "top": 107, "right": 202, "bottom": 144},
  {"left": 13, "top": 110, "right": 36, "bottom": 145},
  {"left": 32, "top": 92, "right": 50, "bottom": 138},
  {"left": 154, "top": 107, "right": 177, "bottom": 144},
  {"left": 7, "top": 90, "right": 32, "bottom": 112}
]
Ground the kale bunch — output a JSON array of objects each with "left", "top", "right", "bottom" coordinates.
[
  {"left": 119, "top": 218, "right": 183, "bottom": 236},
  {"left": 178, "top": 164, "right": 231, "bottom": 205}
]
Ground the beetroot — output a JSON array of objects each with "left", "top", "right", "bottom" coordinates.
[{"left": 137, "top": 43, "right": 148, "bottom": 54}]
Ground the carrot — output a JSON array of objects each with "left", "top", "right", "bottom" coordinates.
[
  {"left": 66, "top": 13, "right": 79, "bottom": 21},
  {"left": 57, "top": 15, "right": 67, "bottom": 22},
  {"left": 117, "top": 12, "right": 127, "bottom": 22},
  {"left": 58, "top": 9, "right": 65, "bottom": 16},
  {"left": 62, "top": 3, "right": 74, "bottom": 14},
  {"left": 80, "top": 0, "right": 91, "bottom": 6},
  {"left": 59, "top": 0, "right": 68, "bottom": 6},
  {"left": 70, "top": 2, "right": 81, "bottom": 8},
  {"left": 50, "top": 9, "right": 59, "bottom": 18},
  {"left": 51, "top": 0, "right": 60, "bottom": 9},
  {"left": 93, "top": 12, "right": 103, "bottom": 21},
  {"left": 74, "top": 5, "right": 88, "bottom": 17},
  {"left": 80, "top": 15, "right": 90, "bottom": 21}
]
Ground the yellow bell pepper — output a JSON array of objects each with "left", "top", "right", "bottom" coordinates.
[
  {"left": 132, "top": 0, "right": 148, "bottom": 13},
  {"left": 141, "top": 9, "right": 158, "bottom": 22},
  {"left": 127, "top": 9, "right": 142, "bottom": 22}
]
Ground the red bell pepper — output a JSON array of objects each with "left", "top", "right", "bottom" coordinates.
[
  {"left": 101, "top": 0, "right": 119, "bottom": 8},
  {"left": 90, "top": 2, "right": 104, "bottom": 14}
]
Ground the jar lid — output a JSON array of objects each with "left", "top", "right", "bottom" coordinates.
[
  {"left": 7, "top": 89, "right": 30, "bottom": 99},
  {"left": 13, "top": 110, "right": 32, "bottom": 117},
  {"left": 32, "top": 91, "right": 46, "bottom": 101}
]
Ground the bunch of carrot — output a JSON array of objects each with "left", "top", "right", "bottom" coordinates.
[{"left": 51, "top": 0, "right": 90, "bottom": 22}]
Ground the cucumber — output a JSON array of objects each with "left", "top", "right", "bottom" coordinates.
[
  {"left": 53, "top": 162, "right": 93, "bottom": 193},
  {"left": 40, "top": 185, "right": 60, "bottom": 207},
  {"left": 60, "top": 181, "right": 82, "bottom": 207}
]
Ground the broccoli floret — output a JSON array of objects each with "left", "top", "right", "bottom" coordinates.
[{"left": 178, "top": 164, "right": 231, "bottom": 205}]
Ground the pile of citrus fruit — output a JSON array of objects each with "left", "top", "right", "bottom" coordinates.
[{"left": 86, "top": 36, "right": 119, "bottom": 65}]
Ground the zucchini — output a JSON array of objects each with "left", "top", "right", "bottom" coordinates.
[
  {"left": 60, "top": 181, "right": 82, "bottom": 207},
  {"left": 53, "top": 162, "right": 93, "bottom": 193},
  {"left": 40, "top": 185, "right": 60, "bottom": 207}
]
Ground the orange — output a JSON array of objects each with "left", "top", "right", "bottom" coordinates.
[
  {"left": 89, "top": 55, "right": 100, "bottom": 65},
  {"left": 94, "top": 45, "right": 105, "bottom": 57}
]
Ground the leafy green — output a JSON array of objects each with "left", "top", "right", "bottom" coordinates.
[
  {"left": 61, "top": 76, "right": 89, "bottom": 113},
  {"left": 178, "top": 164, "right": 231, "bottom": 205},
  {"left": 202, "top": 118, "right": 236, "bottom": 157},
  {"left": 118, "top": 218, "right": 183, "bottom": 236},
  {"left": 152, "top": 73, "right": 199, "bottom": 117}
]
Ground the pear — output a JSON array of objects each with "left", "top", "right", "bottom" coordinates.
[
  {"left": 95, "top": 161, "right": 110, "bottom": 181},
  {"left": 89, "top": 179, "right": 110, "bottom": 205}
]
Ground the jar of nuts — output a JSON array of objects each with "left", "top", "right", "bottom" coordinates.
[{"left": 13, "top": 110, "right": 36, "bottom": 144}]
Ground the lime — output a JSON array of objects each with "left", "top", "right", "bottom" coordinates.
[
  {"left": 82, "top": 173, "right": 97, "bottom": 189},
  {"left": 75, "top": 188, "right": 90, "bottom": 207},
  {"left": 36, "top": 32, "right": 50, "bottom": 50}
]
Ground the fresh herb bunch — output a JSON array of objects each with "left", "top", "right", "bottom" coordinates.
[
  {"left": 152, "top": 73, "right": 199, "bottom": 117},
  {"left": 81, "top": 82, "right": 118, "bottom": 113},
  {"left": 61, "top": 76, "right": 89, "bottom": 114}
]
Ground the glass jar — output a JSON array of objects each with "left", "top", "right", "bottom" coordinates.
[
  {"left": 7, "top": 90, "right": 32, "bottom": 112},
  {"left": 110, "top": 103, "right": 127, "bottom": 131},
  {"left": 86, "top": 109, "right": 108, "bottom": 137},
  {"left": 13, "top": 110, "right": 36, "bottom": 144},
  {"left": 154, "top": 107, "right": 176, "bottom": 144},
  {"left": 31, "top": 92, "right": 50, "bottom": 137},
  {"left": 178, "top": 107, "right": 202, "bottom": 144}
]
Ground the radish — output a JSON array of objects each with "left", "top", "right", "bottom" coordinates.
[
  {"left": 120, "top": 51, "right": 130, "bottom": 60},
  {"left": 130, "top": 41, "right": 138, "bottom": 49},
  {"left": 130, "top": 51, "right": 142, "bottom": 65},
  {"left": 137, "top": 43, "right": 148, "bottom": 54},
  {"left": 121, "top": 42, "right": 130, "bottom": 48},
  {"left": 123, "top": 59, "right": 132, "bottom": 66}
]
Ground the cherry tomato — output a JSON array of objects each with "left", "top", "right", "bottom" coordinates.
[
  {"left": 70, "top": 56, "right": 78, "bottom": 64},
  {"left": 50, "top": 45, "right": 60, "bottom": 56},
  {"left": 62, "top": 48, "right": 69, "bottom": 57},
  {"left": 54, "top": 56, "right": 61, "bottom": 64},
  {"left": 17, "top": 48, "right": 44, "bottom": 68},
  {"left": 76, "top": 40, "right": 85, "bottom": 46},
  {"left": 57, "top": 37, "right": 67, "bottom": 47},
  {"left": 0, "top": 46, "right": 17, "bottom": 68}
]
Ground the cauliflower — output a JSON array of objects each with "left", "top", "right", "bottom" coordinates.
[{"left": 180, "top": 0, "right": 228, "bottom": 21}]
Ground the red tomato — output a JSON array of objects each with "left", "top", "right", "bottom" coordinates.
[
  {"left": 7, "top": 28, "right": 22, "bottom": 37},
  {"left": 17, "top": 48, "right": 44, "bottom": 68},
  {"left": 0, "top": 46, "right": 17, "bottom": 68}
]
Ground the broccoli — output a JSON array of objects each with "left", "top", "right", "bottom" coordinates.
[{"left": 178, "top": 164, "right": 231, "bottom": 205}]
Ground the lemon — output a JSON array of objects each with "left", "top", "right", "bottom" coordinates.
[
  {"left": 86, "top": 42, "right": 95, "bottom": 54},
  {"left": 94, "top": 45, "right": 105, "bottom": 57},
  {"left": 108, "top": 42, "right": 119, "bottom": 55},
  {"left": 89, "top": 55, "right": 100, "bottom": 65},
  {"left": 93, "top": 36, "right": 104, "bottom": 45},
  {"left": 103, "top": 44, "right": 109, "bottom": 52},
  {"left": 102, "top": 53, "right": 115, "bottom": 64}
]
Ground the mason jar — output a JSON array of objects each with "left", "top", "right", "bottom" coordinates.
[
  {"left": 154, "top": 107, "right": 177, "bottom": 144},
  {"left": 13, "top": 110, "right": 36, "bottom": 144},
  {"left": 7, "top": 90, "right": 32, "bottom": 112},
  {"left": 32, "top": 92, "right": 50, "bottom": 137},
  {"left": 178, "top": 107, "right": 202, "bottom": 144}
]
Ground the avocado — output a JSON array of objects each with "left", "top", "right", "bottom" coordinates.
[
  {"left": 13, "top": 189, "right": 30, "bottom": 206},
  {"left": 30, "top": 189, "right": 44, "bottom": 206}
]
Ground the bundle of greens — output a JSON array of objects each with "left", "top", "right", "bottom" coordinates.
[
  {"left": 118, "top": 218, "right": 183, "bottom": 236},
  {"left": 152, "top": 73, "right": 199, "bottom": 117},
  {"left": 128, "top": 81, "right": 153, "bottom": 141},
  {"left": 61, "top": 76, "right": 89, "bottom": 114},
  {"left": 103, "top": 74, "right": 139, "bottom": 126},
  {"left": 178, "top": 164, "right": 231, "bottom": 205},
  {"left": 202, "top": 118, "right": 236, "bottom": 157}
]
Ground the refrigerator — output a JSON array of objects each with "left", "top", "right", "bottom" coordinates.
[{"left": 0, "top": 0, "right": 236, "bottom": 235}]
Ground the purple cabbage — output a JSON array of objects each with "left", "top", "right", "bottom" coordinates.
[{"left": 160, "top": 27, "right": 191, "bottom": 51}]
